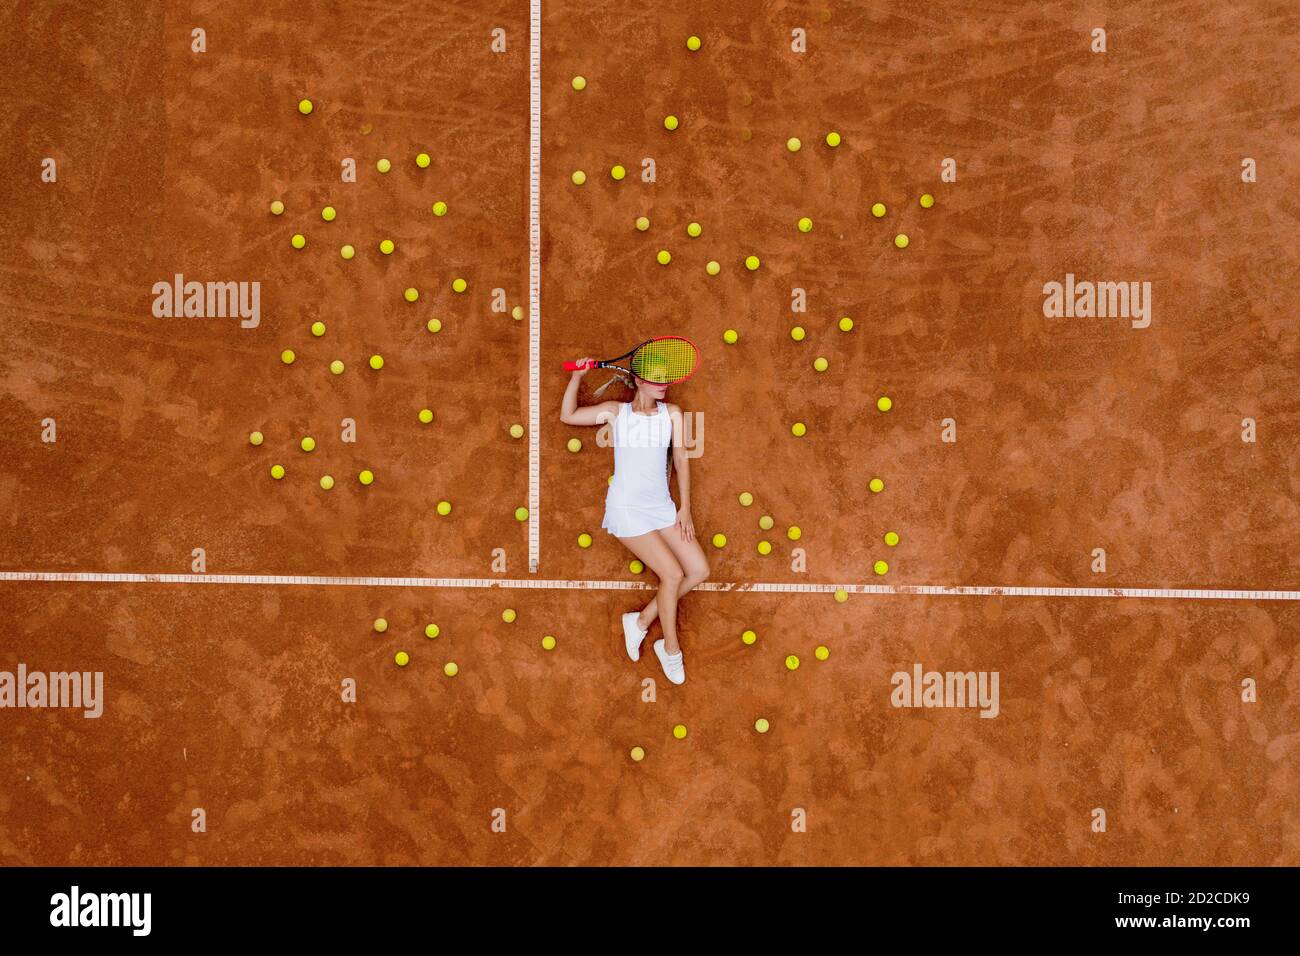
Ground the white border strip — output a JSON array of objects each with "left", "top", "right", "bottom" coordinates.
[
  {"left": 0, "top": 572, "right": 1296, "bottom": 601},
  {"left": 527, "top": 0, "right": 542, "bottom": 573}
]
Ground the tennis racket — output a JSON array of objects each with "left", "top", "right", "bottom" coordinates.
[{"left": 563, "top": 336, "right": 700, "bottom": 385}]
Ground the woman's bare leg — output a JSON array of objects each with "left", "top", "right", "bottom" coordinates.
[
  {"left": 617, "top": 531, "right": 686, "bottom": 654},
  {"left": 635, "top": 527, "right": 710, "bottom": 631}
]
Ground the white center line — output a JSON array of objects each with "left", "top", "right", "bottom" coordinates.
[
  {"left": 527, "top": 0, "right": 542, "bottom": 574},
  {"left": 0, "top": 571, "right": 1295, "bottom": 602}
]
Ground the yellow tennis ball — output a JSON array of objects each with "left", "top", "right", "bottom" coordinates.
[
  {"left": 664, "top": 114, "right": 679, "bottom": 130},
  {"left": 826, "top": 131, "right": 841, "bottom": 147},
  {"left": 571, "top": 75, "right": 587, "bottom": 91},
  {"left": 791, "top": 422, "right": 806, "bottom": 437},
  {"left": 635, "top": 216, "right": 650, "bottom": 231},
  {"left": 711, "top": 533, "right": 727, "bottom": 548},
  {"left": 310, "top": 321, "right": 326, "bottom": 337},
  {"left": 571, "top": 169, "right": 586, "bottom": 185},
  {"left": 452, "top": 278, "right": 467, "bottom": 293},
  {"left": 630, "top": 559, "right": 644, "bottom": 573},
  {"left": 509, "top": 423, "right": 524, "bottom": 438},
  {"left": 687, "top": 222, "right": 702, "bottom": 238},
  {"left": 425, "top": 623, "right": 440, "bottom": 639},
  {"left": 369, "top": 354, "right": 384, "bottom": 370},
  {"left": 541, "top": 635, "right": 557, "bottom": 651},
  {"left": 723, "top": 329, "right": 738, "bottom": 344},
  {"left": 745, "top": 255, "right": 760, "bottom": 271},
  {"left": 297, "top": 98, "right": 313, "bottom": 115},
  {"left": 431, "top": 201, "right": 448, "bottom": 217},
  {"left": 269, "top": 200, "right": 285, "bottom": 215},
  {"left": 787, "top": 525, "right": 802, "bottom": 541},
  {"left": 874, "top": 560, "right": 889, "bottom": 575},
  {"left": 359, "top": 469, "right": 374, "bottom": 486},
  {"left": 673, "top": 724, "right": 688, "bottom": 740},
  {"left": 577, "top": 533, "right": 593, "bottom": 549},
  {"left": 686, "top": 35, "right": 701, "bottom": 51},
  {"left": 815, "top": 645, "right": 830, "bottom": 661},
  {"left": 738, "top": 491, "right": 753, "bottom": 506},
  {"left": 894, "top": 234, "right": 909, "bottom": 249},
  {"left": 611, "top": 164, "right": 626, "bottom": 180},
  {"left": 300, "top": 436, "right": 316, "bottom": 452},
  {"left": 379, "top": 239, "right": 394, "bottom": 255},
  {"left": 657, "top": 249, "right": 671, "bottom": 265},
  {"left": 502, "top": 608, "right": 517, "bottom": 624},
  {"left": 877, "top": 396, "right": 892, "bottom": 412},
  {"left": 416, "top": 152, "right": 431, "bottom": 168},
  {"left": 797, "top": 216, "right": 813, "bottom": 233},
  {"left": 871, "top": 202, "right": 887, "bottom": 218},
  {"left": 374, "top": 618, "right": 388, "bottom": 633},
  {"left": 426, "top": 318, "right": 442, "bottom": 333},
  {"left": 515, "top": 507, "right": 528, "bottom": 521},
  {"left": 920, "top": 193, "right": 935, "bottom": 208},
  {"left": 395, "top": 651, "right": 410, "bottom": 667},
  {"left": 567, "top": 437, "right": 582, "bottom": 453},
  {"left": 376, "top": 158, "right": 391, "bottom": 173},
  {"left": 280, "top": 349, "right": 296, "bottom": 365},
  {"left": 330, "top": 360, "right": 344, "bottom": 375},
  {"left": 436, "top": 500, "right": 452, "bottom": 516},
  {"left": 403, "top": 288, "right": 422, "bottom": 304},
  {"left": 742, "top": 629, "right": 757, "bottom": 645},
  {"left": 249, "top": 430, "right": 264, "bottom": 446},
  {"left": 319, "top": 475, "right": 334, "bottom": 490},
  {"left": 884, "top": 531, "right": 900, "bottom": 546},
  {"left": 813, "top": 357, "right": 828, "bottom": 372},
  {"left": 839, "top": 316, "right": 854, "bottom": 332},
  {"left": 608, "top": 475, "right": 614, "bottom": 486},
  {"left": 270, "top": 464, "right": 285, "bottom": 480},
  {"left": 340, "top": 244, "right": 355, "bottom": 260},
  {"left": 785, "top": 654, "right": 800, "bottom": 671},
  {"left": 790, "top": 326, "right": 806, "bottom": 341},
  {"left": 706, "top": 260, "right": 720, "bottom": 275},
  {"left": 754, "top": 718, "right": 770, "bottom": 734},
  {"left": 758, "top": 515, "right": 774, "bottom": 531},
  {"left": 757, "top": 540, "right": 772, "bottom": 555},
  {"left": 419, "top": 408, "right": 434, "bottom": 424},
  {"left": 630, "top": 746, "right": 645, "bottom": 762},
  {"left": 290, "top": 234, "right": 306, "bottom": 249},
  {"left": 321, "top": 206, "right": 336, "bottom": 222},
  {"left": 786, "top": 137, "right": 801, "bottom": 152},
  {"left": 443, "top": 661, "right": 458, "bottom": 677},
  {"left": 834, "top": 588, "right": 848, "bottom": 603},
  {"left": 869, "top": 477, "right": 885, "bottom": 493}
]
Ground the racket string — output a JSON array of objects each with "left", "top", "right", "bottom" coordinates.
[{"left": 630, "top": 337, "right": 698, "bottom": 384}]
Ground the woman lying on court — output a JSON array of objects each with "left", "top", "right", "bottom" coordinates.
[{"left": 559, "top": 337, "right": 707, "bottom": 685}]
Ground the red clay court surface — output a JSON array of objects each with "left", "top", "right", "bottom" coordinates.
[{"left": 1, "top": 1, "right": 1298, "bottom": 865}]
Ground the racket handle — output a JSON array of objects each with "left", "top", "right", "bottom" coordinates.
[{"left": 563, "top": 359, "right": 596, "bottom": 371}]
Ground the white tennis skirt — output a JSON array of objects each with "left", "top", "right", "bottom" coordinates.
[{"left": 602, "top": 497, "right": 677, "bottom": 538}]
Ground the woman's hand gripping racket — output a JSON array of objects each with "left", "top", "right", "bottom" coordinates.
[{"left": 564, "top": 336, "right": 700, "bottom": 387}]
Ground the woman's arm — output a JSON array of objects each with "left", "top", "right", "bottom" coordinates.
[
  {"left": 560, "top": 361, "right": 619, "bottom": 426},
  {"left": 668, "top": 404, "right": 695, "bottom": 542}
]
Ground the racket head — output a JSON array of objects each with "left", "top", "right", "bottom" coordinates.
[{"left": 627, "top": 335, "right": 700, "bottom": 386}]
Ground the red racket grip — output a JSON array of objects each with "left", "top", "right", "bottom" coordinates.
[{"left": 563, "top": 359, "right": 597, "bottom": 371}]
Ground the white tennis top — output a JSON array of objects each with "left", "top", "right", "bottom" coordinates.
[{"left": 601, "top": 401, "right": 677, "bottom": 537}]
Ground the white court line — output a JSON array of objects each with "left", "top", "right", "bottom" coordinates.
[
  {"left": 527, "top": 0, "right": 542, "bottom": 573},
  {"left": 0, "top": 572, "right": 1296, "bottom": 601}
]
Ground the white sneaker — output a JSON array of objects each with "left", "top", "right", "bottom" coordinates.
[
  {"left": 623, "top": 612, "right": 648, "bottom": 661},
  {"left": 653, "top": 639, "right": 685, "bottom": 685}
]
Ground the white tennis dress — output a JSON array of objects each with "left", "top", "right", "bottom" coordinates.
[{"left": 602, "top": 401, "right": 677, "bottom": 538}]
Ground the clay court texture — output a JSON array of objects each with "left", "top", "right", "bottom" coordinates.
[{"left": 2, "top": 1, "right": 1298, "bottom": 866}]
